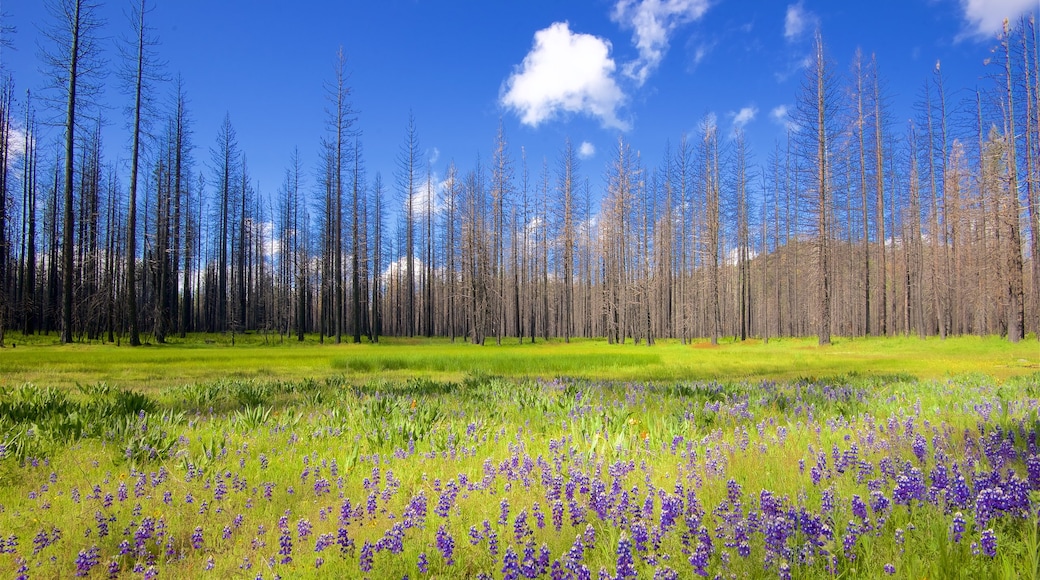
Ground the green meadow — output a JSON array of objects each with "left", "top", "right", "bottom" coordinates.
[
  {"left": 1, "top": 335, "right": 1040, "bottom": 578},
  {"left": 1, "top": 333, "right": 1037, "bottom": 390}
]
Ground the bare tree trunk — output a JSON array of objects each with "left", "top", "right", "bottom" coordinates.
[{"left": 1002, "top": 20, "right": 1026, "bottom": 342}]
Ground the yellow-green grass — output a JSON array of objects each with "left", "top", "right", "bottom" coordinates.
[{"left": 1, "top": 332, "right": 1037, "bottom": 390}]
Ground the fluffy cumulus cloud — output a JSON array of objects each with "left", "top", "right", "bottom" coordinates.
[
  {"left": 611, "top": 0, "right": 712, "bottom": 85},
  {"left": 731, "top": 105, "right": 758, "bottom": 129},
  {"left": 501, "top": 22, "right": 627, "bottom": 130},
  {"left": 578, "top": 141, "right": 596, "bottom": 159},
  {"left": 784, "top": 1, "right": 818, "bottom": 41},
  {"left": 959, "top": 0, "right": 1037, "bottom": 38}
]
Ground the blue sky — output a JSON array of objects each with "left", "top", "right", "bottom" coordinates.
[{"left": 1, "top": 0, "right": 1038, "bottom": 207}]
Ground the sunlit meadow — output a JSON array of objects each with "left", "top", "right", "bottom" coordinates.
[{"left": 2, "top": 351, "right": 1040, "bottom": 578}]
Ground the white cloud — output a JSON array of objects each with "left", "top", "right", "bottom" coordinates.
[
  {"left": 5, "top": 126, "right": 28, "bottom": 169},
  {"left": 784, "top": 2, "right": 818, "bottom": 41},
  {"left": 731, "top": 106, "right": 758, "bottom": 129},
  {"left": 578, "top": 141, "right": 596, "bottom": 159},
  {"left": 427, "top": 147, "right": 440, "bottom": 166},
  {"left": 501, "top": 22, "right": 627, "bottom": 130},
  {"left": 958, "top": 0, "right": 1036, "bottom": 39},
  {"left": 612, "top": 0, "right": 712, "bottom": 85},
  {"left": 407, "top": 173, "right": 447, "bottom": 218},
  {"left": 770, "top": 104, "right": 797, "bottom": 131},
  {"left": 692, "top": 41, "right": 715, "bottom": 67}
]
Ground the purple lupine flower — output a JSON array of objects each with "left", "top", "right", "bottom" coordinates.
[
  {"left": 314, "top": 533, "right": 335, "bottom": 552},
  {"left": 74, "top": 545, "right": 100, "bottom": 577},
  {"left": 313, "top": 478, "right": 331, "bottom": 497},
  {"left": 499, "top": 498, "right": 511, "bottom": 525},
  {"left": 652, "top": 566, "right": 679, "bottom": 580},
  {"left": 469, "top": 525, "right": 483, "bottom": 546},
  {"left": 892, "top": 467, "right": 926, "bottom": 506},
  {"left": 134, "top": 517, "right": 155, "bottom": 553},
  {"left": 851, "top": 495, "right": 867, "bottom": 522},
  {"left": 1027, "top": 455, "right": 1040, "bottom": 490},
  {"left": 435, "top": 480, "right": 460, "bottom": 518},
  {"left": 514, "top": 509, "right": 532, "bottom": 544},
  {"left": 486, "top": 526, "right": 500, "bottom": 557},
  {"left": 381, "top": 522, "right": 406, "bottom": 554},
  {"left": 297, "top": 518, "right": 312, "bottom": 541},
  {"left": 843, "top": 522, "right": 860, "bottom": 561},
  {"left": 631, "top": 522, "right": 649, "bottom": 553},
  {"left": 279, "top": 527, "right": 293, "bottom": 564},
  {"left": 869, "top": 490, "right": 890, "bottom": 515},
  {"left": 436, "top": 525, "right": 455, "bottom": 566},
  {"left": 533, "top": 502, "right": 546, "bottom": 530},
  {"left": 552, "top": 500, "right": 564, "bottom": 531},
  {"left": 566, "top": 533, "right": 586, "bottom": 567},
  {"left": 980, "top": 528, "right": 997, "bottom": 557},
  {"left": 689, "top": 526, "right": 712, "bottom": 577},
  {"left": 107, "top": 559, "right": 120, "bottom": 579},
  {"left": 214, "top": 477, "right": 228, "bottom": 501},
  {"left": 191, "top": 526, "right": 204, "bottom": 550},
  {"left": 32, "top": 527, "right": 53, "bottom": 555},
  {"left": 583, "top": 524, "right": 597, "bottom": 551},
  {"left": 417, "top": 552, "right": 429, "bottom": 574},
  {"left": 616, "top": 534, "right": 637, "bottom": 580},
  {"left": 502, "top": 546, "right": 520, "bottom": 580},
  {"left": 950, "top": 512, "right": 965, "bottom": 543},
  {"left": 359, "top": 541, "right": 374, "bottom": 572},
  {"left": 519, "top": 543, "right": 541, "bottom": 578},
  {"left": 912, "top": 433, "right": 928, "bottom": 464},
  {"left": 884, "top": 563, "right": 896, "bottom": 575},
  {"left": 821, "top": 487, "right": 835, "bottom": 514},
  {"left": 337, "top": 527, "right": 355, "bottom": 556}
]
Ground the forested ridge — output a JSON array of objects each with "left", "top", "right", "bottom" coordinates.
[{"left": 0, "top": 2, "right": 1037, "bottom": 346}]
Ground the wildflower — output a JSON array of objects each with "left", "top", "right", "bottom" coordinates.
[
  {"left": 278, "top": 528, "right": 292, "bottom": 564},
  {"left": 514, "top": 509, "right": 532, "bottom": 544},
  {"left": 296, "top": 518, "right": 312, "bottom": 540},
  {"left": 980, "top": 528, "right": 997, "bottom": 557},
  {"left": 631, "top": 522, "right": 649, "bottom": 553},
  {"left": 359, "top": 541, "right": 374, "bottom": 573},
  {"left": 74, "top": 545, "right": 100, "bottom": 577},
  {"left": 502, "top": 546, "right": 520, "bottom": 580},
  {"left": 436, "top": 524, "right": 455, "bottom": 565},
  {"left": 308, "top": 532, "right": 330, "bottom": 553},
  {"left": 616, "top": 534, "right": 637, "bottom": 580},
  {"left": 191, "top": 526, "right": 204, "bottom": 550},
  {"left": 499, "top": 498, "right": 511, "bottom": 525},
  {"left": 417, "top": 552, "right": 429, "bottom": 574},
  {"left": 884, "top": 563, "right": 896, "bottom": 575}
]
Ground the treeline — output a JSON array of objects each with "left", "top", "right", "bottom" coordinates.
[{"left": 0, "top": 2, "right": 1037, "bottom": 346}]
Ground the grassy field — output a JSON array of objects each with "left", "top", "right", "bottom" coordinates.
[
  {"left": 1, "top": 371, "right": 1040, "bottom": 577},
  {"left": 1, "top": 332, "right": 1038, "bottom": 389},
  {"left": 1, "top": 334, "right": 1040, "bottom": 578}
]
